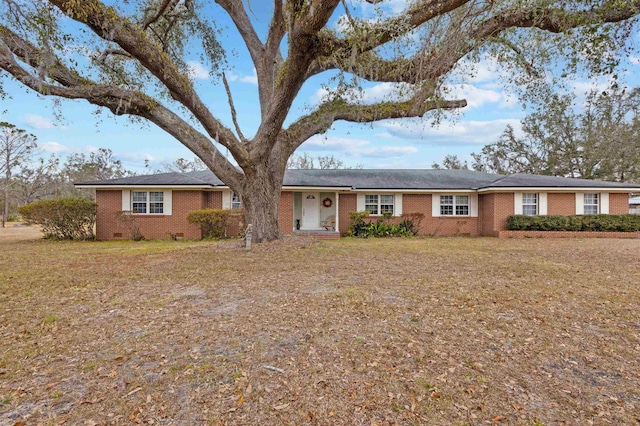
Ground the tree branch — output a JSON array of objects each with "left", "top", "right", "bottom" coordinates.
[
  {"left": 141, "top": 0, "right": 180, "bottom": 29},
  {"left": 46, "top": 0, "right": 250, "bottom": 167},
  {"left": 309, "top": 0, "right": 640, "bottom": 83},
  {"left": 250, "top": 0, "right": 341, "bottom": 161},
  {"left": 222, "top": 71, "right": 248, "bottom": 143},
  {"left": 0, "top": 27, "right": 243, "bottom": 187},
  {"left": 281, "top": 91, "right": 466, "bottom": 155}
]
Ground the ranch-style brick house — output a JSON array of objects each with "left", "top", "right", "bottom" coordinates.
[{"left": 75, "top": 169, "right": 640, "bottom": 240}]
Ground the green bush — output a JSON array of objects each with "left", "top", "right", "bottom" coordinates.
[
  {"left": 347, "top": 211, "right": 422, "bottom": 238},
  {"left": 187, "top": 208, "right": 243, "bottom": 239},
  {"left": 18, "top": 198, "right": 97, "bottom": 240},
  {"left": 6, "top": 213, "right": 20, "bottom": 222},
  {"left": 507, "top": 214, "right": 640, "bottom": 232}
]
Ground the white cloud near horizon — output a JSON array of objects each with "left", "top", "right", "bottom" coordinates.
[
  {"left": 300, "top": 135, "right": 418, "bottom": 158},
  {"left": 378, "top": 118, "right": 523, "bottom": 145},
  {"left": 23, "top": 114, "right": 67, "bottom": 130},
  {"left": 40, "top": 141, "right": 69, "bottom": 153}
]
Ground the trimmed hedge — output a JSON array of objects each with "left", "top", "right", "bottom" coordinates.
[
  {"left": 507, "top": 214, "right": 640, "bottom": 232},
  {"left": 19, "top": 197, "right": 97, "bottom": 240},
  {"left": 187, "top": 208, "right": 244, "bottom": 239}
]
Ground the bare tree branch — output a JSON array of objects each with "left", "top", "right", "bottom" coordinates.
[
  {"left": 0, "top": 26, "right": 243, "bottom": 187},
  {"left": 281, "top": 90, "right": 466, "bottom": 155},
  {"left": 310, "top": 0, "right": 640, "bottom": 82},
  {"left": 45, "top": 0, "right": 250, "bottom": 167},
  {"left": 222, "top": 71, "right": 248, "bottom": 144},
  {"left": 141, "top": 0, "right": 179, "bottom": 29},
  {"left": 251, "top": 0, "right": 341, "bottom": 161}
]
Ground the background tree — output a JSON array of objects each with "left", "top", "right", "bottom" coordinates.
[
  {"left": 1, "top": 1, "right": 639, "bottom": 241},
  {"left": 287, "top": 153, "right": 362, "bottom": 169},
  {"left": 0, "top": 122, "right": 37, "bottom": 227},
  {"left": 432, "top": 154, "right": 469, "bottom": 170},
  {"left": 156, "top": 157, "right": 208, "bottom": 173},
  {"left": 59, "top": 148, "right": 133, "bottom": 198},
  {"left": 472, "top": 88, "right": 640, "bottom": 181}
]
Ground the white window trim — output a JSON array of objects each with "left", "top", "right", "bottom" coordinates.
[
  {"left": 357, "top": 193, "right": 398, "bottom": 216},
  {"left": 439, "top": 194, "right": 471, "bottom": 217},
  {"left": 521, "top": 193, "right": 538, "bottom": 216},
  {"left": 577, "top": 192, "right": 609, "bottom": 215},
  {"left": 583, "top": 193, "right": 599, "bottom": 214},
  {"left": 231, "top": 191, "right": 242, "bottom": 209},
  {"left": 362, "top": 194, "right": 395, "bottom": 216},
  {"left": 121, "top": 189, "right": 172, "bottom": 215},
  {"left": 432, "top": 193, "right": 477, "bottom": 217}
]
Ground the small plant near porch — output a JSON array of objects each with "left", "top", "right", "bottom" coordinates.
[{"left": 348, "top": 211, "right": 423, "bottom": 238}]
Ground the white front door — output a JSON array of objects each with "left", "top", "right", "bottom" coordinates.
[{"left": 301, "top": 192, "right": 320, "bottom": 229}]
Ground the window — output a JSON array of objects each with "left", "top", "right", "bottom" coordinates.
[
  {"left": 440, "top": 195, "right": 469, "bottom": 216},
  {"left": 522, "top": 193, "right": 538, "bottom": 216},
  {"left": 132, "top": 191, "right": 164, "bottom": 214},
  {"left": 365, "top": 194, "right": 394, "bottom": 215},
  {"left": 231, "top": 192, "right": 242, "bottom": 209},
  {"left": 584, "top": 193, "right": 599, "bottom": 214}
]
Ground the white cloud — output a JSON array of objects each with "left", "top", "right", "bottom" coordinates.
[
  {"left": 300, "top": 135, "right": 417, "bottom": 158},
  {"left": 187, "top": 61, "right": 210, "bottom": 80},
  {"left": 40, "top": 141, "right": 69, "bottom": 153},
  {"left": 23, "top": 114, "right": 66, "bottom": 130},
  {"left": 444, "top": 84, "right": 502, "bottom": 109},
  {"left": 379, "top": 118, "right": 522, "bottom": 145},
  {"left": 240, "top": 69, "right": 258, "bottom": 85}
]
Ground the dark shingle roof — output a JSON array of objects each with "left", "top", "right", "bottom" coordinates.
[
  {"left": 76, "top": 169, "right": 640, "bottom": 190},
  {"left": 479, "top": 173, "right": 638, "bottom": 189},
  {"left": 283, "top": 169, "right": 500, "bottom": 189}
]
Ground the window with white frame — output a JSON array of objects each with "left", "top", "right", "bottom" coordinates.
[
  {"left": 584, "top": 193, "right": 599, "bottom": 214},
  {"left": 365, "top": 194, "right": 394, "bottom": 215},
  {"left": 440, "top": 195, "right": 469, "bottom": 216},
  {"left": 522, "top": 193, "right": 538, "bottom": 215},
  {"left": 132, "top": 191, "right": 164, "bottom": 214},
  {"left": 231, "top": 192, "right": 242, "bottom": 209}
]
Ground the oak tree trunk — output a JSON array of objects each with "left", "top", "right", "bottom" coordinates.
[{"left": 240, "top": 162, "right": 285, "bottom": 243}]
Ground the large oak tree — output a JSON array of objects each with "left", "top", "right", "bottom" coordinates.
[{"left": 1, "top": 0, "right": 639, "bottom": 241}]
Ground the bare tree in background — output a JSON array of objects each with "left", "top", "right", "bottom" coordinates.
[{"left": 0, "top": 122, "right": 37, "bottom": 227}]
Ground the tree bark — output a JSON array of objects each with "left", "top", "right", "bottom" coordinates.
[{"left": 240, "top": 161, "right": 285, "bottom": 242}]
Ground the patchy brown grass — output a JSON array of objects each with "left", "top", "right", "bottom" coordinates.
[{"left": 1, "top": 231, "right": 639, "bottom": 425}]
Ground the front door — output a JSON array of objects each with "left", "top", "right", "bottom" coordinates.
[{"left": 301, "top": 192, "right": 319, "bottom": 229}]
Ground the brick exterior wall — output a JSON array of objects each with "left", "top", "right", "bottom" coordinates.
[
  {"left": 547, "top": 193, "right": 575, "bottom": 215},
  {"left": 205, "top": 191, "right": 222, "bottom": 209},
  {"left": 402, "top": 194, "right": 479, "bottom": 236},
  {"left": 338, "top": 193, "right": 357, "bottom": 235},
  {"left": 96, "top": 190, "right": 203, "bottom": 240},
  {"left": 279, "top": 191, "right": 294, "bottom": 235},
  {"left": 96, "top": 189, "right": 633, "bottom": 240},
  {"left": 477, "top": 193, "right": 514, "bottom": 236},
  {"left": 609, "top": 193, "right": 629, "bottom": 214}
]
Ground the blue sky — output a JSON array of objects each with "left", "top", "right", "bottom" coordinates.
[{"left": 1, "top": 0, "right": 639, "bottom": 172}]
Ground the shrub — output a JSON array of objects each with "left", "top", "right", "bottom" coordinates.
[
  {"left": 115, "top": 211, "right": 144, "bottom": 241},
  {"left": 347, "top": 211, "right": 422, "bottom": 238},
  {"left": 6, "top": 213, "right": 20, "bottom": 222},
  {"left": 187, "top": 208, "right": 243, "bottom": 239},
  {"left": 507, "top": 214, "right": 640, "bottom": 232},
  {"left": 19, "top": 198, "right": 97, "bottom": 240}
]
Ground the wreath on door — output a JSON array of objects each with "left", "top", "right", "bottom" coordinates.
[{"left": 322, "top": 198, "right": 333, "bottom": 208}]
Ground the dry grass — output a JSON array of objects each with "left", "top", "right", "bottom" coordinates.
[{"left": 1, "top": 229, "right": 639, "bottom": 425}]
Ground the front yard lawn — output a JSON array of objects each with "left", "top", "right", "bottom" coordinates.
[{"left": 1, "top": 234, "right": 639, "bottom": 425}]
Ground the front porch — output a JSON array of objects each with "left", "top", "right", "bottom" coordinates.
[{"left": 292, "top": 191, "right": 338, "bottom": 232}]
